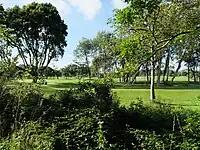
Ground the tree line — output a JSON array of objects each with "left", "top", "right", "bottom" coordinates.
[
  {"left": 1, "top": 0, "right": 200, "bottom": 100},
  {"left": 69, "top": 0, "right": 200, "bottom": 100}
]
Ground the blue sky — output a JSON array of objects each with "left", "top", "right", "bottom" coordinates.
[{"left": 1, "top": 0, "right": 127, "bottom": 68}]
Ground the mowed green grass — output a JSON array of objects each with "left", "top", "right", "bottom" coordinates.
[{"left": 21, "top": 76, "right": 200, "bottom": 110}]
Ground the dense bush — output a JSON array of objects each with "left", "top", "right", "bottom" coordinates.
[
  {"left": 0, "top": 81, "right": 200, "bottom": 149},
  {"left": 0, "top": 82, "right": 46, "bottom": 137},
  {"left": 0, "top": 122, "right": 56, "bottom": 150}
]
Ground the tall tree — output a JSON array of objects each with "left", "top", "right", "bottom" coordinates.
[
  {"left": 0, "top": 4, "right": 12, "bottom": 63},
  {"left": 0, "top": 4, "right": 18, "bottom": 79},
  {"left": 92, "top": 31, "right": 117, "bottom": 76},
  {"left": 4, "top": 2, "right": 68, "bottom": 83},
  {"left": 74, "top": 38, "right": 93, "bottom": 79},
  {"left": 111, "top": 0, "right": 200, "bottom": 100}
]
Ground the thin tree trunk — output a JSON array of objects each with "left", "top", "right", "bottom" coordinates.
[
  {"left": 171, "top": 51, "right": 186, "bottom": 82},
  {"left": 188, "top": 63, "right": 190, "bottom": 83},
  {"left": 88, "top": 66, "right": 91, "bottom": 79},
  {"left": 131, "top": 73, "right": 137, "bottom": 83},
  {"left": 121, "top": 59, "right": 125, "bottom": 83},
  {"left": 129, "top": 73, "right": 132, "bottom": 83},
  {"left": 192, "top": 65, "right": 197, "bottom": 83},
  {"left": 146, "top": 63, "right": 149, "bottom": 83},
  {"left": 119, "top": 77, "right": 121, "bottom": 83},
  {"left": 198, "top": 64, "right": 200, "bottom": 83},
  {"left": 150, "top": 54, "right": 156, "bottom": 100},
  {"left": 196, "top": 65, "right": 198, "bottom": 83},
  {"left": 84, "top": 50, "right": 91, "bottom": 79},
  {"left": 163, "top": 48, "right": 170, "bottom": 82},
  {"left": 131, "top": 67, "right": 141, "bottom": 84},
  {"left": 86, "top": 61, "right": 91, "bottom": 79},
  {"left": 193, "top": 70, "right": 196, "bottom": 82},
  {"left": 125, "top": 73, "right": 129, "bottom": 83},
  {"left": 166, "top": 64, "right": 170, "bottom": 82},
  {"left": 123, "top": 75, "right": 126, "bottom": 83},
  {"left": 157, "top": 56, "right": 162, "bottom": 86}
]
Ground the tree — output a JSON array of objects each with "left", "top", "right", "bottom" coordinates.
[
  {"left": 61, "top": 64, "right": 79, "bottom": 77},
  {"left": 42, "top": 67, "right": 55, "bottom": 78},
  {"left": 60, "top": 66, "right": 70, "bottom": 77},
  {"left": 0, "top": 4, "right": 19, "bottom": 80},
  {"left": 74, "top": 38, "right": 93, "bottom": 79},
  {"left": 92, "top": 31, "right": 117, "bottom": 78},
  {"left": 171, "top": 34, "right": 192, "bottom": 82},
  {"left": 111, "top": 0, "right": 200, "bottom": 100},
  {"left": 54, "top": 69, "right": 62, "bottom": 79},
  {"left": 0, "top": 4, "right": 13, "bottom": 63},
  {"left": 4, "top": 2, "right": 68, "bottom": 83}
]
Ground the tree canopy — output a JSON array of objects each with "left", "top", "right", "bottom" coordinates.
[
  {"left": 4, "top": 2, "right": 68, "bottom": 82},
  {"left": 109, "top": 0, "right": 200, "bottom": 100}
]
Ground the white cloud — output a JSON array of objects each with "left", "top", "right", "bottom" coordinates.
[
  {"left": 67, "top": 0, "right": 102, "bottom": 20},
  {"left": 23, "top": 0, "right": 70, "bottom": 19},
  {"left": 1, "top": 0, "right": 102, "bottom": 20},
  {"left": 112, "top": 0, "right": 128, "bottom": 9},
  {"left": 25, "top": 0, "right": 102, "bottom": 20}
]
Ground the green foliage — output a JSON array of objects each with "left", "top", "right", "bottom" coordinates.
[
  {"left": 0, "top": 82, "right": 45, "bottom": 137},
  {"left": 61, "top": 63, "right": 92, "bottom": 79},
  {"left": 73, "top": 38, "right": 94, "bottom": 78},
  {"left": 91, "top": 31, "right": 117, "bottom": 76},
  {"left": 0, "top": 122, "right": 55, "bottom": 150},
  {"left": 4, "top": 2, "right": 68, "bottom": 82},
  {"left": 56, "top": 108, "right": 101, "bottom": 149},
  {"left": 74, "top": 38, "right": 93, "bottom": 62},
  {"left": 0, "top": 81, "right": 200, "bottom": 149},
  {"left": 110, "top": 0, "right": 200, "bottom": 99}
]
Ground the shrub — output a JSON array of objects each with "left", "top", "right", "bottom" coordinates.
[
  {"left": 0, "top": 82, "right": 48, "bottom": 137},
  {"left": 0, "top": 122, "right": 55, "bottom": 150},
  {"left": 0, "top": 81, "right": 200, "bottom": 149}
]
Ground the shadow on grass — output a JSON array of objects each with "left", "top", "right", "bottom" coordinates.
[
  {"left": 48, "top": 82, "right": 79, "bottom": 89},
  {"left": 46, "top": 80, "right": 200, "bottom": 90},
  {"left": 154, "top": 101, "right": 200, "bottom": 107},
  {"left": 114, "top": 81, "right": 200, "bottom": 90}
]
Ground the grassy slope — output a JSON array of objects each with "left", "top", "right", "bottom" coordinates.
[{"left": 21, "top": 76, "right": 200, "bottom": 110}]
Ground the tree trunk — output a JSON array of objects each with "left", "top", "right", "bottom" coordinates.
[
  {"left": 129, "top": 73, "right": 132, "bottom": 83},
  {"left": 196, "top": 64, "right": 198, "bottom": 83},
  {"left": 131, "top": 69, "right": 141, "bottom": 84},
  {"left": 146, "top": 63, "right": 149, "bottom": 83},
  {"left": 85, "top": 52, "right": 91, "bottom": 79},
  {"left": 32, "top": 68, "right": 39, "bottom": 83},
  {"left": 123, "top": 74, "right": 126, "bottom": 83},
  {"left": 125, "top": 73, "right": 129, "bottom": 83},
  {"left": 157, "top": 56, "right": 162, "bottom": 86},
  {"left": 88, "top": 66, "right": 91, "bottom": 79},
  {"left": 150, "top": 54, "right": 156, "bottom": 100},
  {"left": 171, "top": 51, "right": 185, "bottom": 82},
  {"left": 198, "top": 65, "right": 200, "bottom": 83},
  {"left": 188, "top": 64, "right": 190, "bottom": 83},
  {"left": 166, "top": 64, "right": 170, "bottom": 82},
  {"left": 33, "top": 76, "right": 38, "bottom": 83},
  {"left": 86, "top": 63, "right": 91, "bottom": 79},
  {"left": 199, "top": 73, "right": 200, "bottom": 83},
  {"left": 121, "top": 59, "right": 125, "bottom": 83},
  {"left": 131, "top": 73, "right": 137, "bottom": 83},
  {"left": 193, "top": 70, "right": 196, "bottom": 83},
  {"left": 163, "top": 48, "right": 170, "bottom": 82},
  {"left": 192, "top": 65, "right": 196, "bottom": 83},
  {"left": 192, "top": 70, "right": 197, "bottom": 83}
]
